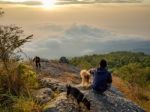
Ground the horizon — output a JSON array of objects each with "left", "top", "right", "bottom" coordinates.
[{"left": 0, "top": 0, "right": 150, "bottom": 59}]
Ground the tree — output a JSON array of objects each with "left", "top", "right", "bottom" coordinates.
[
  {"left": 0, "top": 9, "right": 34, "bottom": 96},
  {"left": 0, "top": 25, "right": 33, "bottom": 71}
]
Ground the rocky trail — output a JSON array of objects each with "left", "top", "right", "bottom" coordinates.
[{"left": 32, "top": 61, "right": 145, "bottom": 112}]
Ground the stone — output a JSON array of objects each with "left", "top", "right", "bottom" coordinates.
[
  {"left": 59, "top": 57, "right": 69, "bottom": 64},
  {"left": 38, "top": 60, "right": 145, "bottom": 112},
  {"left": 32, "top": 88, "right": 54, "bottom": 104}
]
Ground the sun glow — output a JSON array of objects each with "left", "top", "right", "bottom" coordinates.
[{"left": 41, "top": 0, "right": 56, "bottom": 8}]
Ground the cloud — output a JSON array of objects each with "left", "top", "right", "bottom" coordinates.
[
  {"left": 22, "top": 24, "right": 150, "bottom": 59},
  {"left": 38, "top": 24, "right": 64, "bottom": 32},
  {"left": 0, "top": 0, "right": 145, "bottom": 6},
  {"left": 0, "top": 1, "right": 42, "bottom": 5},
  {"left": 56, "top": 0, "right": 143, "bottom": 5}
]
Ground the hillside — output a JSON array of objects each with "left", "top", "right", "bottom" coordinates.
[
  {"left": 70, "top": 51, "right": 150, "bottom": 70},
  {"left": 70, "top": 51, "right": 150, "bottom": 111},
  {"left": 0, "top": 51, "right": 149, "bottom": 112},
  {"left": 32, "top": 60, "right": 145, "bottom": 112}
]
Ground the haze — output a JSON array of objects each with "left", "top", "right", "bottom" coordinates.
[{"left": 0, "top": 1, "right": 150, "bottom": 59}]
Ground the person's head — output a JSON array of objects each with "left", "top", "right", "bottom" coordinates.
[{"left": 99, "top": 59, "right": 107, "bottom": 68}]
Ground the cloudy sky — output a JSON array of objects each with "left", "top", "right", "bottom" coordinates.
[
  {"left": 0, "top": 0, "right": 150, "bottom": 59},
  {"left": 0, "top": 0, "right": 150, "bottom": 4}
]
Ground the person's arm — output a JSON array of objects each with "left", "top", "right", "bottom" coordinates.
[
  {"left": 89, "top": 68, "right": 96, "bottom": 77},
  {"left": 107, "top": 73, "right": 112, "bottom": 84}
]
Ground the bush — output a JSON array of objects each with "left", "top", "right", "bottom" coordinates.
[
  {"left": 70, "top": 51, "right": 150, "bottom": 70},
  {"left": 113, "top": 63, "right": 150, "bottom": 89},
  {"left": 12, "top": 96, "right": 42, "bottom": 112},
  {"left": 0, "top": 62, "right": 39, "bottom": 107},
  {"left": 18, "top": 64, "right": 39, "bottom": 89}
]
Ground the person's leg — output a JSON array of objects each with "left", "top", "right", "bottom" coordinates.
[
  {"left": 92, "top": 87, "right": 104, "bottom": 95},
  {"left": 36, "top": 61, "right": 38, "bottom": 68},
  {"left": 39, "top": 62, "right": 41, "bottom": 68}
]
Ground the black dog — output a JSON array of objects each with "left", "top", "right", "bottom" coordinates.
[
  {"left": 66, "top": 85, "right": 90, "bottom": 110},
  {"left": 66, "top": 85, "right": 84, "bottom": 104}
]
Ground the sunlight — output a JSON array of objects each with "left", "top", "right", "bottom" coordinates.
[{"left": 41, "top": 0, "right": 56, "bottom": 8}]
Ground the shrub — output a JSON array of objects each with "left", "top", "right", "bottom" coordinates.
[
  {"left": 12, "top": 96, "right": 42, "bottom": 112},
  {"left": 18, "top": 63, "right": 39, "bottom": 89},
  {"left": 0, "top": 62, "right": 39, "bottom": 107},
  {"left": 114, "top": 63, "right": 150, "bottom": 89}
]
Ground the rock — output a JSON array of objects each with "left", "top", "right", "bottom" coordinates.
[
  {"left": 44, "top": 107, "right": 59, "bottom": 112},
  {"left": 42, "top": 66, "right": 63, "bottom": 76},
  {"left": 38, "top": 60, "right": 145, "bottom": 112},
  {"left": 32, "top": 88, "right": 54, "bottom": 104},
  {"left": 109, "top": 87, "right": 124, "bottom": 97},
  {"left": 40, "top": 77, "right": 66, "bottom": 92},
  {"left": 40, "top": 60, "right": 80, "bottom": 77},
  {"left": 59, "top": 57, "right": 69, "bottom": 64},
  {"left": 82, "top": 89, "right": 145, "bottom": 112},
  {"left": 43, "top": 92, "right": 80, "bottom": 112}
]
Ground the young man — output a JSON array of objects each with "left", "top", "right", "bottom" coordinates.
[{"left": 92, "top": 59, "right": 112, "bottom": 94}]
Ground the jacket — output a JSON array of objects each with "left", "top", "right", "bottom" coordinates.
[{"left": 92, "top": 67, "right": 112, "bottom": 93}]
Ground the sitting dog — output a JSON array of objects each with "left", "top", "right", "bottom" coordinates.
[
  {"left": 66, "top": 85, "right": 91, "bottom": 110},
  {"left": 80, "top": 70, "right": 91, "bottom": 87}
]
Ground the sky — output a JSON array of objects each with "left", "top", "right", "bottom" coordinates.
[
  {"left": 0, "top": 0, "right": 150, "bottom": 59},
  {"left": 0, "top": 0, "right": 150, "bottom": 4},
  {"left": 0, "top": 0, "right": 147, "bottom": 2}
]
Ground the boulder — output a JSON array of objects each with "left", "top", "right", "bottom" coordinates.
[
  {"left": 40, "top": 78, "right": 66, "bottom": 92},
  {"left": 32, "top": 88, "right": 54, "bottom": 104},
  {"left": 43, "top": 92, "right": 80, "bottom": 112},
  {"left": 38, "top": 60, "right": 145, "bottom": 112},
  {"left": 59, "top": 57, "right": 69, "bottom": 64}
]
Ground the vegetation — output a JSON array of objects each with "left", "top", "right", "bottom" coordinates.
[
  {"left": 114, "top": 63, "right": 150, "bottom": 89},
  {"left": 70, "top": 51, "right": 150, "bottom": 111},
  {"left": 70, "top": 51, "right": 150, "bottom": 69},
  {"left": 0, "top": 9, "right": 41, "bottom": 112},
  {"left": 0, "top": 8, "right": 149, "bottom": 111},
  {"left": 0, "top": 25, "right": 33, "bottom": 72}
]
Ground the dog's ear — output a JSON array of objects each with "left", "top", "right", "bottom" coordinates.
[{"left": 66, "top": 84, "right": 71, "bottom": 89}]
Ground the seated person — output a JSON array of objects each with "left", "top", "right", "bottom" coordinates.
[{"left": 92, "top": 59, "right": 112, "bottom": 94}]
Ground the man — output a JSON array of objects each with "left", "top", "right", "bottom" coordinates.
[
  {"left": 33, "top": 56, "right": 41, "bottom": 69},
  {"left": 92, "top": 59, "right": 112, "bottom": 94}
]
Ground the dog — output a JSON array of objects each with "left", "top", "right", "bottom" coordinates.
[
  {"left": 82, "top": 97, "right": 91, "bottom": 110},
  {"left": 66, "top": 85, "right": 84, "bottom": 104},
  {"left": 66, "top": 85, "right": 91, "bottom": 110},
  {"left": 80, "top": 70, "right": 91, "bottom": 87},
  {"left": 80, "top": 68, "right": 96, "bottom": 87}
]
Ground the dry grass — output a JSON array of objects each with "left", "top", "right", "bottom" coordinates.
[
  {"left": 112, "top": 75, "right": 150, "bottom": 112},
  {"left": 0, "top": 62, "right": 42, "bottom": 112},
  {"left": 12, "top": 97, "right": 42, "bottom": 112},
  {"left": 58, "top": 72, "right": 80, "bottom": 84}
]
